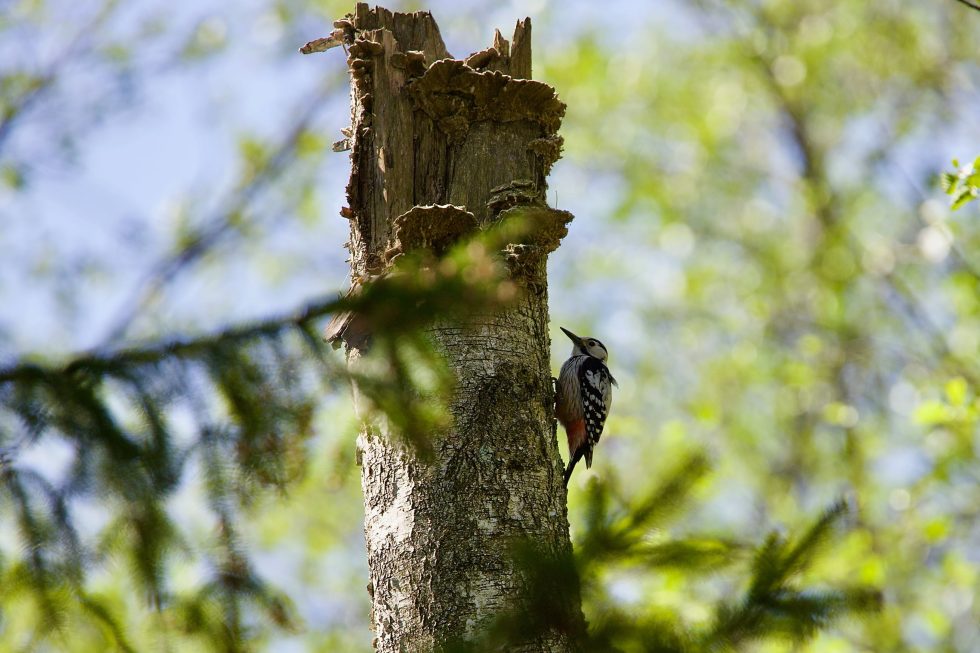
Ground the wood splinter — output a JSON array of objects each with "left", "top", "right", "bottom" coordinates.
[{"left": 299, "top": 28, "right": 347, "bottom": 54}]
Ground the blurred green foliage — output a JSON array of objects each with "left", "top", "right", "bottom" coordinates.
[
  {"left": 943, "top": 157, "right": 980, "bottom": 210},
  {"left": 1, "top": 0, "right": 978, "bottom": 651},
  {"left": 545, "top": 0, "right": 980, "bottom": 651}
]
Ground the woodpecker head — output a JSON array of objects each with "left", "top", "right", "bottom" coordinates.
[{"left": 560, "top": 327, "right": 609, "bottom": 361}]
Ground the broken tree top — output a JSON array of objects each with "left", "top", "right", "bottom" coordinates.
[
  {"left": 316, "top": 3, "right": 572, "bottom": 349},
  {"left": 300, "top": 3, "right": 538, "bottom": 77},
  {"left": 300, "top": 4, "right": 564, "bottom": 145}
]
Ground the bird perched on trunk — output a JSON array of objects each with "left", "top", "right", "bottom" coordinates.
[{"left": 555, "top": 326, "right": 616, "bottom": 486}]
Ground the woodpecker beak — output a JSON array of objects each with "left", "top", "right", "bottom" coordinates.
[{"left": 560, "top": 327, "right": 583, "bottom": 346}]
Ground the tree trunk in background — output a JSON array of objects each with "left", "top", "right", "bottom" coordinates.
[{"left": 331, "top": 5, "right": 583, "bottom": 650}]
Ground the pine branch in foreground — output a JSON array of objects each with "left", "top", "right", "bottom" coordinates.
[
  {"left": 0, "top": 297, "right": 337, "bottom": 648},
  {"left": 500, "top": 461, "right": 881, "bottom": 652},
  {"left": 0, "top": 226, "right": 527, "bottom": 649}
]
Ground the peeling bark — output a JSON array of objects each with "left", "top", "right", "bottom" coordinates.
[{"left": 324, "top": 5, "right": 583, "bottom": 650}]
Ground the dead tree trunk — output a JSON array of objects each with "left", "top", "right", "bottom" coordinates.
[{"left": 323, "top": 5, "right": 583, "bottom": 650}]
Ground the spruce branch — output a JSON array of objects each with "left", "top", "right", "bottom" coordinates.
[
  {"left": 0, "top": 296, "right": 338, "bottom": 387},
  {"left": 707, "top": 500, "right": 880, "bottom": 648},
  {"left": 576, "top": 453, "right": 712, "bottom": 559}
]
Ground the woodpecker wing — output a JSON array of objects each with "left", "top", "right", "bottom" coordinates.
[{"left": 578, "top": 357, "right": 613, "bottom": 468}]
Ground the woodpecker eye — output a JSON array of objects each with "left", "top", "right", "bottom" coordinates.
[{"left": 588, "top": 340, "right": 596, "bottom": 346}]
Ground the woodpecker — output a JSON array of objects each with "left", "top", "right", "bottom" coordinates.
[{"left": 555, "top": 326, "right": 617, "bottom": 486}]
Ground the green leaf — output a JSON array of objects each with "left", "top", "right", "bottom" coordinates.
[
  {"left": 951, "top": 189, "right": 973, "bottom": 211},
  {"left": 915, "top": 401, "right": 950, "bottom": 425},
  {"left": 238, "top": 135, "right": 270, "bottom": 178},
  {"left": 914, "top": 400, "right": 951, "bottom": 425},
  {"left": 295, "top": 130, "right": 326, "bottom": 159},
  {"left": 1, "top": 164, "right": 25, "bottom": 189},
  {"left": 940, "top": 172, "right": 958, "bottom": 194},
  {"left": 181, "top": 17, "right": 227, "bottom": 61},
  {"left": 945, "top": 377, "right": 968, "bottom": 407}
]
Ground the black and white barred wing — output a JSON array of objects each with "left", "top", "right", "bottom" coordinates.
[{"left": 578, "top": 357, "right": 615, "bottom": 468}]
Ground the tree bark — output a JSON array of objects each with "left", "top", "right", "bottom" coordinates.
[{"left": 328, "top": 5, "right": 583, "bottom": 650}]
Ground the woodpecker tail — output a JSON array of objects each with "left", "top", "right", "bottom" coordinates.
[{"left": 563, "top": 452, "right": 582, "bottom": 487}]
